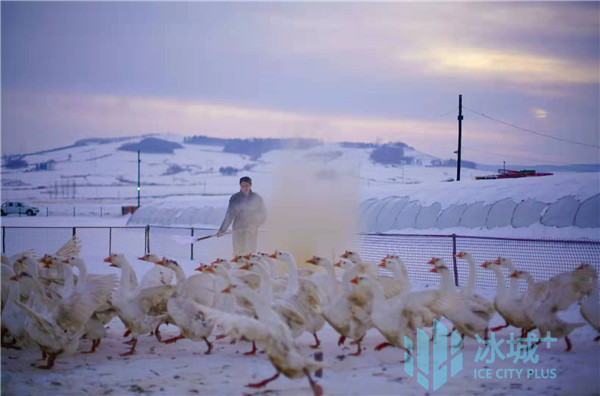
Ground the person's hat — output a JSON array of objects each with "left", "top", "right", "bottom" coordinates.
[{"left": 239, "top": 176, "right": 252, "bottom": 185}]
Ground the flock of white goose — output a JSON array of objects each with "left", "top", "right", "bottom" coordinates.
[{"left": 2, "top": 236, "right": 599, "bottom": 396}]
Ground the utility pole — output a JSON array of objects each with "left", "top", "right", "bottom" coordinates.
[
  {"left": 456, "top": 94, "right": 463, "bottom": 181},
  {"left": 137, "top": 150, "right": 141, "bottom": 208}
]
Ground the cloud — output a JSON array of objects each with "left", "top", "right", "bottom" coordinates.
[
  {"left": 256, "top": 3, "right": 599, "bottom": 87},
  {"left": 1, "top": 91, "right": 454, "bottom": 154},
  {"left": 406, "top": 46, "right": 599, "bottom": 85}
]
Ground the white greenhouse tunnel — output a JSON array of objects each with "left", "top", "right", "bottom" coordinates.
[{"left": 358, "top": 194, "right": 600, "bottom": 233}]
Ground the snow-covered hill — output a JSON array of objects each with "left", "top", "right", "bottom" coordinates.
[{"left": 2, "top": 134, "right": 599, "bottom": 240}]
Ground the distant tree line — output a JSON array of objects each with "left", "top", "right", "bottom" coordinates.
[
  {"left": 369, "top": 142, "right": 413, "bottom": 165},
  {"left": 118, "top": 138, "right": 183, "bottom": 154},
  {"left": 184, "top": 135, "right": 321, "bottom": 160},
  {"left": 430, "top": 158, "right": 477, "bottom": 169},
  {"left": 2, "top": 154, "right": 28, "bottom": 169}
]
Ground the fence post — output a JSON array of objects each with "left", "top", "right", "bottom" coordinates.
[
  {"left": 452, "top": 234, "right": 459, "bottom": 286},
  {"left": 145, "top": 225, "right": 150, "bottom": 254},
  {"left": 2, "top": 226, "right": 5, "bottom": 254},
  {"left": 109, "top": 227, "right": 112, "bottom": 256},
  {"left": 72, "top": 227, "right": 76, "bottom": 237},
  {"left": 190, "top": 227, "right": 194, "bottom": 261}
]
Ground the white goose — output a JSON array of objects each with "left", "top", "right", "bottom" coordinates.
[
  {"left": 340, "top": 250, "right": 379, "bottom": 277},
  {"left": 429, "top": 265, "right": 489, "bottom": 343},
  {"left": 1, "top": 262, "right": 16, "bottom": 312},
  {"left": 137, "top": 253, "right": 175, "bottom": 287},
  {"left": 429, "top": 257, "right": 495, "bottom": 324},
  {"left": 200, "top": 282, "right": 324, "bottom": 396},
  {"left": 344, "top": 251, "right": 406, "bottom": 298},
  {"left": 306, "top": 255, "right": 340, "bottom": 300},
  {"left": 16, "top": 257, "right": 115, "bottom": 368},
  {"left": 352, "top": 273, "right": 414, "bottom": 355},
  {"left": 2, "top": 273, "right": 36, "bottom": 349},
  {"left": 156, "top": 258, "right": 217, "bottom": 352},
  {"left": 269, "top": 251, "right": 325, "bottom": 346},
  {"left": 510, "top": 270, "right": 585, "bottom": 351},
  {"left": 378, "top": 255, "right": 411, "bottom": 295},
  {"left": 104, "top": 253, "right": 174, "bottom": 355},
  {"left": 497, "top": 257, "right": 592, "bottom": 312},
  {"left": 240, "top": 255, "right": 307, "bottom": 340},
  {"left": 62, "top": 256, "right": 118, "bottom": 353},
  {"left": 578, "top": 264, "right": 599, "bottom": 341},
  {"left": 254, "top": 252, "right": 287, "bottom": 293},
  {"left": 321, "top": 259, "right": 372, "bottom": 355},
  {"left": 480, "top": 260, "right": 534, "bottom": 337}
]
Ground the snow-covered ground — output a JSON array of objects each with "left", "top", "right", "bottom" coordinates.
[{"left": 2, "top": 253, "right": 599, "bottom": 396}]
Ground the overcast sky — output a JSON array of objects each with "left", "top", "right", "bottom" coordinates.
[{"left": 2, "top": 1, "right": 599, "bottom": 166}]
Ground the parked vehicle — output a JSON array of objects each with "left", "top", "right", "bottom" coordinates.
[{"left": 1, "top": 201, "right": 40, "bottom": 216}]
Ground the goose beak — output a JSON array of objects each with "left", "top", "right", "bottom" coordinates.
[
  {"left": 429, "top": 267, "right": 438, "bottom": 273},
  {"left": 269, "top": 253, "right": 277, "bottom": 259},
  {"left": 103, "top": 256, "right": 112, "bottom": 263},
  {"left": 137, "top": 256, "right": 146, "bottom": 261},
  {"left": 194, "top": 265, "right": 203, "bottom": 271},
  {"left": 509, "top": 271, "right": 518, "bottom": 278},
  {"left": 378, "top": 262, "right": 386, "bottom": 268},
  {"left": 239, "top": 263, "right": 250, "bottom": 270},
  {"left": 156, "top": 260, "right": 165, "bottom": 265},
  {"left": 350, "top": 276, "right": 359, "bottom": 284},
  {"left": 427, "top": 258, "right": 436, "bottom": 265},
  {"left": 62, "top": 258, "right": 69, "bottom": 264},
  {"left": 334, "top": 261, "right": 341, "bottom": 267},
  {"left": 306, "top": 257, "right": 317, "bottom": 264},
  {"left": 10, "top": 275, "right": 18, "bottom": 281},
  {"left": 494, "top": 257, "right": 501, "bottom": 264},
  {"left": 221, "top": 286, "right": 231, "bottom": 293},
  {"left": 243, "top": 254, "right": 251, "bottom": 259}
]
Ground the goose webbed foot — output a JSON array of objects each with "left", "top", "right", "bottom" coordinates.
[
  {"left": 304, "top": 368, "right": 323, "bottom": 396},
  {"left": 243, "top": 341, "right": 258, "bottom": 355},
  {"left": 245, "top": 371, "right": 280, "bottom": 388},
  {"left": 204, "top": 337, "right": 213, "bottom": 355},
  {"left": 82, "top": 339, "right": 101, "bottom": 354},
  {"left": 374, "top": 342, "right": 392, "bottom": 351},
  {"left": 120, "top": 337, "right": 137, "bottom": 356},
  {"left": 309, "top": 332, "right": 321, "bottom": 349},
  {"left": 37, "top": 352, "right": 58, "bottom": 369},
  {"left": 491, "top": 322, "right": 510, "bottom": 332},
  {"left": 163, "top": 333, "right": 185, "bottom": 344}
]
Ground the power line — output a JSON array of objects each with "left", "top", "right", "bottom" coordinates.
[{"left": 463, "top": 106, "right": 600, "bottom": 149}]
